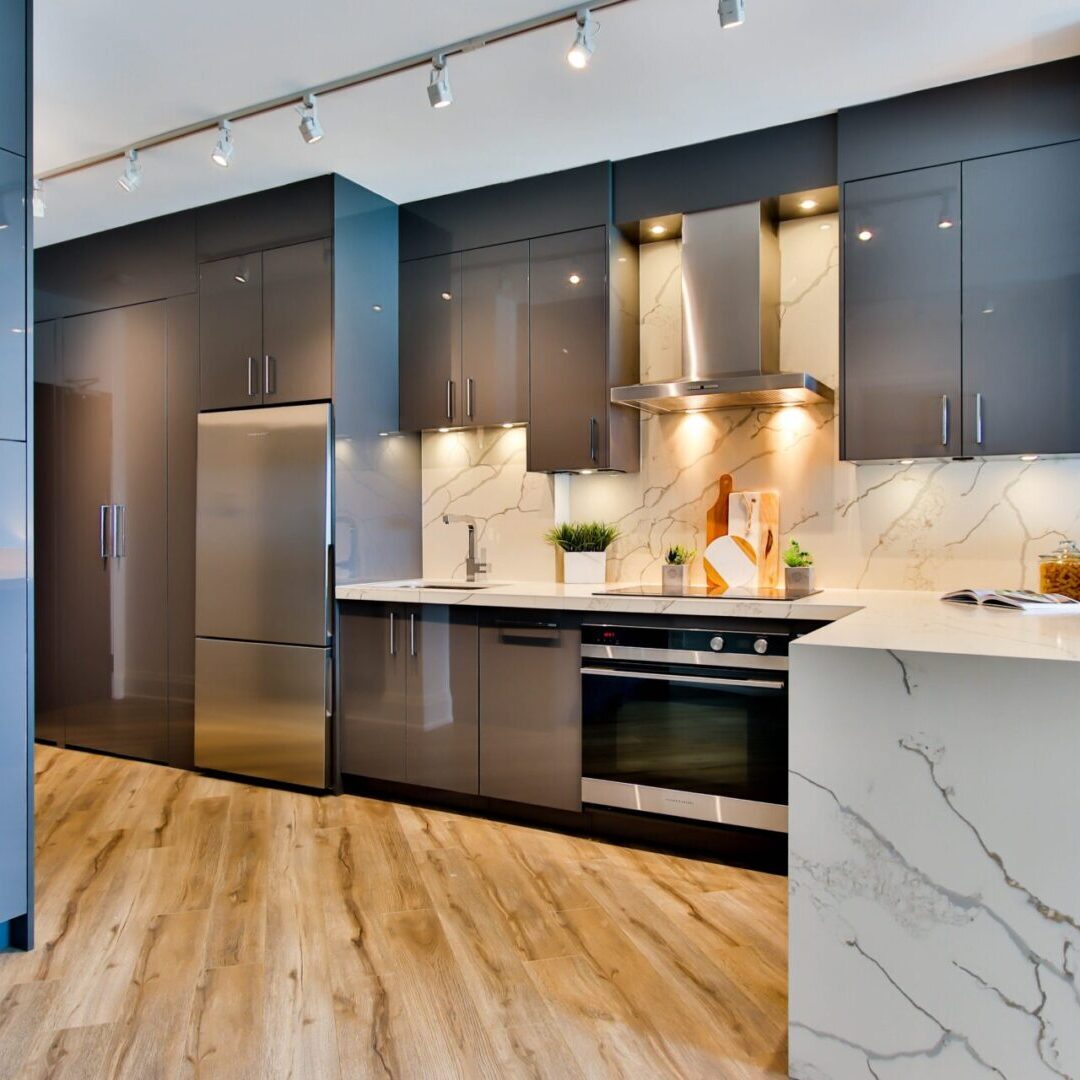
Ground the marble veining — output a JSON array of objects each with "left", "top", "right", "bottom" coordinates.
[{"left": 420, "top": 216, "right": 1080, "bottom": 591}]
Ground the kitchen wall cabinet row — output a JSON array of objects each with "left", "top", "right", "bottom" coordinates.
[
  {"left": 399, "top": 225, "right": 640, "bottom": 473},
  {"left": 339, "top": 604, "right": 582, "bottom": 812},
  {"left": 843, "top": 138, "right": 1080, "bottom": 461}
]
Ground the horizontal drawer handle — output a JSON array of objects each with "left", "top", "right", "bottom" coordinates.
[{"left": 581, "top": 667, "right": 785, "bottom": 692}]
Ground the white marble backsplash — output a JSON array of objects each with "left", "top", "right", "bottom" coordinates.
[{"left": 422, "top": 214, "right": 1080, "bottom": 589}]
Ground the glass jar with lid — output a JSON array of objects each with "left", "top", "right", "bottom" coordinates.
[{"left": 1039, "top": 539, "right": 1080, "bottom": 600}]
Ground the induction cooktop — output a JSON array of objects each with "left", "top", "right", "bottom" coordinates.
[{"left": 594, "top": 585, "right": 823, "bottom": 601}]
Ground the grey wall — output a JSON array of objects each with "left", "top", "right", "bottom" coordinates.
[{"left": 0, "top": 0, "right": 32, "bottom": 950}]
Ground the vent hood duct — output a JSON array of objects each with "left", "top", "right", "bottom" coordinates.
[{"left": 611, "top": 202, "right": 834, "bottom": 413}]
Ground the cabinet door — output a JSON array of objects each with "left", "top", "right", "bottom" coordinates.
[
  {"left": 843, "top": 165, "right": 962, "bottom": 460},
  {"left": 461, "top": 241, "right": 529, "bottom": 426},
  {"left": 339, "top": 604, "right": 407, "bottom": 781},
  {"left": 198, "top": 253, "right": 263, "bottom": 410},
  {"left": 262, "top": 238, "right": 333, "bottom": 404},
  {"left": 399, "top": 254, "right": 461, "bottom": 430},
  {"left": 528, "top": 227, "right": 609, "bottom": 471},
  {"left": 479, "top": 617, "right": 581, "bottom": 811},
  {"left": 0, "top": 149, "right": 25, "bottom": 440},
  {"left": 0, "top": 0, "right": 25, "bottom": 157},
  {"left": 60, "top": 304, "right": 169, "bottom": 762},
  {"left": 962, "top": 141, "right": 1080, "bottom": 456},
  {"left": 406, "top": 606, "right": 478, "bottom": 794}
]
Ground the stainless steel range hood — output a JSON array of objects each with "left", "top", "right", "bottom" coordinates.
[{"left": 611, "top": 202, "right": 834, "bottom": 414}]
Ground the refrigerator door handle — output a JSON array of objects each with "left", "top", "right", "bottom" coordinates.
[
  {"left": 247, "top": 356, "right": 257, "bottom": 397},
  {"left": 389, "top": 611, "right": 396, "bottom": 656},
  {"left": 99, "top": 504, "right": 111, "bottom": 561},
  {"left": 264, "top": 355, "right": 276, "bottom": 396},
  {"left": 111, "top": 504, "right": 126, "bottom": 559},
  {"left": 409, "top": 612, "right": 417, "bottom": 657}
]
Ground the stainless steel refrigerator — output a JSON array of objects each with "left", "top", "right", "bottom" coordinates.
[{"left": 194, "top": 403, "right": 332, "bottom": 788}]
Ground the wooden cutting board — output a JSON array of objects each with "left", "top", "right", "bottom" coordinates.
[{"left": 704, "top": 474, "right": 734, "bottom": 587}]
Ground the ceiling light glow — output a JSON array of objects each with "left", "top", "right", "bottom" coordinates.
[
  {"left": 798, "top": 198, "right": 817, "bottom": 210},
  {"left": 211, "top": 120, "right": 234, "bottom": 167},
  {"left": 938, "top": 219, "right": 954, "bottom": 229},
  {"left": 567, "top": 9, "right": 598, "bottom": 69},
  {"left": 857, "top": 228, "right": 873, "bottom": 242},
  {"left": 649, "top": 224, "right": 666, "bottom": 236}
]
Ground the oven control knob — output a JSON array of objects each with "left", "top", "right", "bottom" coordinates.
[
  {"left": 753, "top": 637, "right": 769, "bottom": 655},
  {"left": 709, "top": 636, "right": 725, "bottom": 652}
]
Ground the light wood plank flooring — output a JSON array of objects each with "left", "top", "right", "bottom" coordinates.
[{"left": 0, "top": 745, "right": 788, "bottom": 1079}]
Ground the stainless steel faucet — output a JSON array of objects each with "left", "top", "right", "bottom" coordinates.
[{"left": 442, "top": 514, "right": 489, "bottom": 581}]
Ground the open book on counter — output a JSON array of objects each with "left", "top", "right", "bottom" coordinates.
[{"left": 941, "top": 589, "right": 1080, "bottom": 613}]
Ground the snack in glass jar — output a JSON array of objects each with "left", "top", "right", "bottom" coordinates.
[{"left": 1038, "top": 539, "right": 1080, "bottom": 601}]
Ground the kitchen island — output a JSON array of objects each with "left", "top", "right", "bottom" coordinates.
[{"left": 340, "top": 581, "right": 1080, "bottom": 1077}]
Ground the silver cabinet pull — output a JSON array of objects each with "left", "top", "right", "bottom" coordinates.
[
  {"left": 466, "top": 377, "right": 475, "bottom": 420},
  {"left": 941, "top": 395, "right": 949, "bottom": 447},
  {"left": 409, "top": 612, "right": 417, "bottom": 657},
  {"left": 263, "top": 355, "right": 276, "bottom": 395},
  {"left": 975, "top": 392, "right": 984, "bottom": 445},
  {"left": 446, "top": 379, "right": 454, "bottom": 421},
  {"left": 111, "top": 504, "right": 126, "bottom": 559},
  {"left": 99, "top": 504, "right": 110, "bottom": 561},
  {"left": 589, "top": 417, "right": 599, "bottom": 463},
  {"left": 247, "top": 355, "right": 257, "bottom": 397},
  {"left": 389, "top": 611, "right": 396, "bottom": 656}
]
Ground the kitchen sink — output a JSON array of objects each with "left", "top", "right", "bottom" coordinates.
[{"left": 416, "top": 580, "right": 494, "bottom": 590}]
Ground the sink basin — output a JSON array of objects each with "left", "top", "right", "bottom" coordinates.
[{"left": 415, "top": 580, "right": 494, "bottom": 590}]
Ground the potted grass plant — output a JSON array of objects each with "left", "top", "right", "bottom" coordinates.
[
  {"left": 545, "top": 521, "right": 620, "bottom": 585},
  {"left": 662, "top": 545, "right": 696, "bottom": 595},
  {"left": 783, "top": 539, "right": 815, "bottom": 594}
]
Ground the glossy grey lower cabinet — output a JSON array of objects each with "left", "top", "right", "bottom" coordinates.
[
  {"left": 340, "top": 604, "right": 479, "bottom": 795},
  {"left": 843, "top": 164, "right": 963, "bottom": 461},
  {"left": 479, "top": 615, "right": 581, "bottom": 812},
  {"left": 961, "top": 139, "right": 1080, "bottom": 457}
]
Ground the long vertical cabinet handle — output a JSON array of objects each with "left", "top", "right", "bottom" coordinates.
[
  {"left": 99, "top": 504, "right": 110, "bottom": 561},
  {"left": 446, "top": 380, "right": 454, "bottom": 422},
  {"left": 941, "top": 395, "right": 949, "bottom": 447},
  {"left": 264, "top": 355, "right": 276, "bottom": 396},
  {"left": 389, "top": 611, "right": 396, "bottom": 656},
  {"left": 466, "top": 377, "right": 475, "bottom": 421},
  {"left": 111, "top": 504, "right": 126, "bottom": 559},
  {"left": 589, "top": 417, "right": 599, "bottom": 464},
  {"left": 409, "top": 612, "right": 417, "bottom": 658},
  {"left": 247, "top": 356, "right": 257, "bottom": 397},
  {"left": 975, "top": 393, "right": 984, "bottom": 446}
]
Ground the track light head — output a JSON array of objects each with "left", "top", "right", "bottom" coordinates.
[
  {"left": 567, "top": 9, "right": 597, "bottom": 69},
  {"left": 296, "top": 94, "right": 324, "bottom": 144},
  {"left": 118, "top": 149, "right": 143, "bottom": 192},
  {"left": 718, "top": 0, "right": 746, "bottom": 28},
  {"left": 427, "top": 55, "right": 453, "bottom": 108},
  {"left": 211, "top": 120, "right": 234, "bottom": 167},
  {"left": 32, "top": 180, "right": 45, "bottom": 219}
]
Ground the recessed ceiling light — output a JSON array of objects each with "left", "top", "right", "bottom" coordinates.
[
  {"left": 211, "top": 120, "right": 234, "bottom": 167},
  {"left": 117, "top": 148, "right": 142, "bottom": 192},
  {"left": 568, "top": 274, "right": 582, "bottom": 285},
  {"left": 798, "top": 198, "right": 817, "bottom": 211},
  {"left": 428, "top": 55, "right": 453, "bottom": 108},
  {"left": 1020, "top": 454, "right": 1039, "bottom": 462},
  {"left": 440, "top": 292, "right": 452, "bottom": 301},
  {"left": 296, "top": 94, "right": 325, "bottom": 144},
  {"left": 857, "top": 229, "right": 873, "bottom": 242},
  {"left": 649, "top": 224, "right": 667, "bottom": 236},
  {"left": 567, "top": 9, "right": 598, "bottom": 69},
  {"left": 938, "top": 219, "right": 954, "bottom": 230},
  {"left": 372, "top": 304, "right": 382, "bottom": 312},
  {"left": 717, "top": 0, "right": 746, "bottom": 28}
]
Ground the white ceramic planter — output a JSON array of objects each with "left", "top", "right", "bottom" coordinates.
[
  {"left": 785, "top": 565, "right": 815, "bottom": 594},
  {"left": 562, "top": 550, "right": 608, "bottom": 585},
  {"left": 661, "top": 563, "right": 689, "bottom": 595}
]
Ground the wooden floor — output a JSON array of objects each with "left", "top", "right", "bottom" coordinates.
[{"left": 0, "top": 746, "right": 788, "bottom": 1079}]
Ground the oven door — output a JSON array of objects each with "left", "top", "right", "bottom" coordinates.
[{"left": 581, "top": 664, "right": 788, "bottom": 832}]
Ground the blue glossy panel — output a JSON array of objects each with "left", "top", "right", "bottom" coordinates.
[
  {"left": 0, "top": 149, "right": 26, "bottom": 441},
  {"left": 0, "top": 439, "right": 27, "bottom": 924},
  {"left": 0, "top": 0, "right": 26, "bottom": 158}
]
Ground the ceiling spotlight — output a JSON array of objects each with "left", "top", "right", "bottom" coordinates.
[
  {"left": 428, "top": 55, "right": 453, "bottom": 109},
  {"left": 32, "top": 180, "right": 45, "bottom": 219},
  {"left": 857, "top": 228, "right": 873, "bottom": 242},
  {"left": 718, "top": 0, "right": 746, "bottom": 29},
  {"left": 211, "top": 120, "right": 234, "bottom": 167},
  {"left": 568, "top": 273, "right": 582, "bottom": 285},
  {"left": 798, "top": 198, "right": 818, "bottom": 211},
  {"left": 567, "top": 9, "right": 598, "bottom": 69},
  {"left": 296, "top": 94, "right": 324, "bottom": 144},
  {"left": 118, "top": 149, "right": 142, "bottom": 192}
]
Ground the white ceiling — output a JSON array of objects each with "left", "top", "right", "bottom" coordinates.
[{"left": 34, "top": 0, "right": 1080, "bottom": 247}]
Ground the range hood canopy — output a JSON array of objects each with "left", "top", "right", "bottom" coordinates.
[{"left": 611, "top": 201, "right": 834, "bottom": 414}]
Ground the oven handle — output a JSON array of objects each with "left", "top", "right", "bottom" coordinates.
[{"left": 581, "top": 667, "right": 785, "bottom": 692}]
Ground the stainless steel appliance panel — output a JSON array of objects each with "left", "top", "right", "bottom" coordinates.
[
  {"left": 194, "top": 637, "right": 329, "bottom": 788},
  {"left": 196, "top": 404, "right": 330, "bottom": 647}
]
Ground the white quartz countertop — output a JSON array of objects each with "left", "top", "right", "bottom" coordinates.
[{"left": 336, "top": 581, "right": 1080, "bottom": 664}]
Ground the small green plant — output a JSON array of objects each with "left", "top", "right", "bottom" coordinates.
[
  {"left": 545, "top": 521, "right": 620, "bottom": 553},
  {"left": 783, "top": 539, "right": 814, "bottom": 568},
  {"left": 665, "top": 545, "right": 696, "bottom": 566}
]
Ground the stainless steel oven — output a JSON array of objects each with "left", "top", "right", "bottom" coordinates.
[{"left": 581, "top": 623, "right": 791, "bottom": 832}]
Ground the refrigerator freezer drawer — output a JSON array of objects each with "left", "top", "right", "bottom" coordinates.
[
  {"left": 196, "top": 404, "right": 331, "bottom": 647},
  {"left": 194, "top": 638, "right": 330, "bottom": 788}
]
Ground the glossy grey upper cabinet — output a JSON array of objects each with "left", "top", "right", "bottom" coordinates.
[
  {"left": 199, "top": 253, "right": 263, "bottom": 410},
  {"left": 962, "top": 140, "right": 1080, "bottom": 457},
  {"left": 842, "top": 165, "right": 962, "bottom": 461},
  {"left": 0, "top": 0, "right": 25, "bottom": 157},
  {"left": 461, "top": 241, "right": 529, "bottom": 427},
  {"left": 399, "top": 253, "right": 461, "bottom": 430},
  {"left": 528, "top": 227, "right": 609, "bottom": 471},
  {"left": 0, "top": 149, "right": 26, "bottom": 440},
  {"left": 262, "top": 239, "right": 333, "bottom": 404}
]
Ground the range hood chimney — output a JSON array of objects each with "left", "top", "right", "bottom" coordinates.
[{"left": 611, "top": 202, "right": 833, "bottom": 413}]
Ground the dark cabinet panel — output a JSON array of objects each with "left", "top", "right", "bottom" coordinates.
[
  {"left": 461, "top": 241, "right": 529, "bottom": 427},
  {"left": 339, "top": 603, "right": 408, "bottom": 783},
  {"left": 479, "top": 616, "right": 581, "bottom": 812},
  {"left": 399, "top": 254, "right": 460, "bottom": 430},
  {"left": 0, "top": 0, "right": 26, "bottom": 157},
  {"left": 528, "top": 227, "right": 609, "bottom": 471},
  {"left": 0, "top": 149, "right": 26, "bottom": 440},
  {"left": 263, "top": 239, "right": 333, "bottom": 404},
  {"left": 198, "top": 254, "right": 263, "bottom": 410},
  {"left": 842, "top": 165, "right": 962, "bottom": 461},
  {"left": 58, "top": 304, "right": 169, "bottom": 763},
  {"left": 406, "top": 607, "right": 478, "bottom": 795},
  {"left": 962, "top": 140, "right": 1080, "bottom": 457}
]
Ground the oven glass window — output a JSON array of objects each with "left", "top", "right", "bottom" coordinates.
[{"left": 582, "top": 672, "right": 786, "bottom": 804}]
